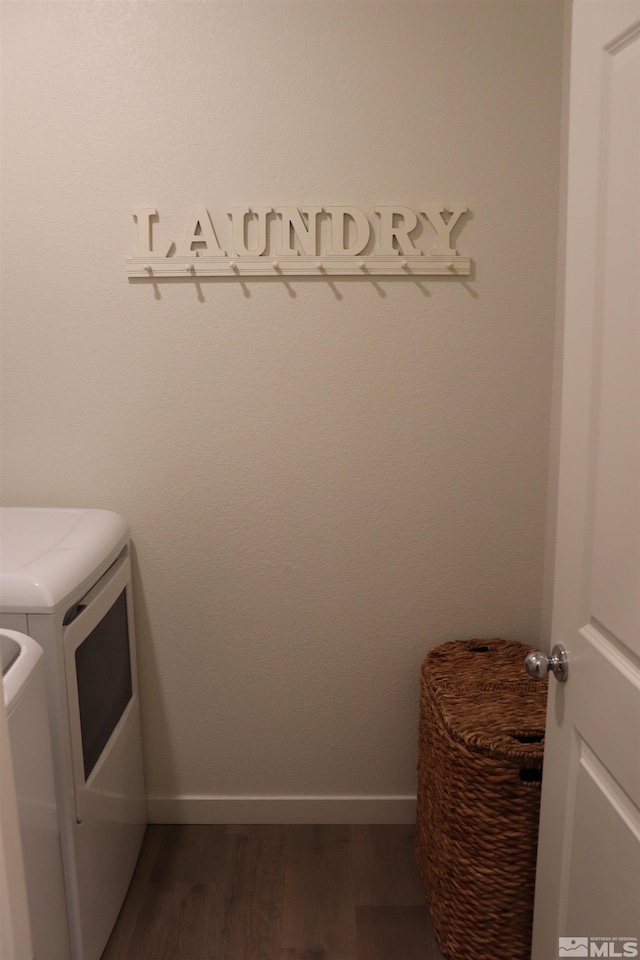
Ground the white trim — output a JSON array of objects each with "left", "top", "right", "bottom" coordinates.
[
  {"left": 126, "top": 255, "right": 471, "bottom": 278},
  {"left": 146, "top": 795, "right": 417, "bottom": 825}
]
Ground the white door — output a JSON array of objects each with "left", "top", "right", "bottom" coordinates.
[{"left": 531, "top": 2, "right": 640, "bottom": 959}]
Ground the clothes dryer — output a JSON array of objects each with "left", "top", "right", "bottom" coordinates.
[{"left": 0, "top": 508, "right": 146, "bottom": 960}]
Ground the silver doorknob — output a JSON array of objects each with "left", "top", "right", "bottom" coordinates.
[{"left": 524, "top": 644, "right": 568, "bottom": 683}]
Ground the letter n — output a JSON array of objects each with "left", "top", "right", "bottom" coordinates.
[{"left": 275, "top": 206, "right": 321, "bottom": 256}]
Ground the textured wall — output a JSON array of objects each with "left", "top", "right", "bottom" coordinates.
[{"left": 0, "top": 1, "right": 564, "bottom": 814}]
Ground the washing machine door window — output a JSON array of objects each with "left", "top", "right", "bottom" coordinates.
[
  {"left": 75, "top": 588, "right": 132, "bottom": 780},
  {"left": 63, "top": 550, "right": 139, "bottom": 823}
]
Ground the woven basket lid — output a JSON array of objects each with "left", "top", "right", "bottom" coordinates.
[{"left": 422, "top": 638, "right": 548, "bottom": 765}]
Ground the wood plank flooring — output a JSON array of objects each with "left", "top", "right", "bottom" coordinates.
[{"left": 101, "top": 824, "right": 445, "bottom": 960}]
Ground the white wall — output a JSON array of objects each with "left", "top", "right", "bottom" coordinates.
[{"left": 0, "top": 1, "right": 565, "bottom": 821}]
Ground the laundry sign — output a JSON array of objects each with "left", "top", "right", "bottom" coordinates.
[{"left": 126, "top": 204, "right": 471, "bottom": 278}]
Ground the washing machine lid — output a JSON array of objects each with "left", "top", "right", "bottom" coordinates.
[{"left": 0, "top": 508, "right": 128, "bottom": 614}]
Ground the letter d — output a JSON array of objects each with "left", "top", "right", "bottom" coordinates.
[{"left": 326, "top": 206, "right": 371, "bottom": 256}]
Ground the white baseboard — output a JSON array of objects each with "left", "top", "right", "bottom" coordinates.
[{"left": 146, "top": 795, "right": 417, "bottom": 824}]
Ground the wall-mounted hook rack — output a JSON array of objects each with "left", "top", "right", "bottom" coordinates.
[
  {"left": 127, "top": 254, "right": 471, "bottom": 279},
  {"left": 127, "top": 204, "right": 472, "bottom": 280}
]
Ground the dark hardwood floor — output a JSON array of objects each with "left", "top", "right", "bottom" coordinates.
[{"left": 101, "top": 824, "right": 445, "bottom": 960}]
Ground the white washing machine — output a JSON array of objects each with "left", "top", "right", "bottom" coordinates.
[
  {"left": 2, "top": 627, "right": 71, "bottom": 960},
  {"left": 0, "top": 508, "right": 146, "bottom": 960}
]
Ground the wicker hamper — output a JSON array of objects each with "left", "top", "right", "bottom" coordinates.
[{"left": 416, "top": 638, "right": 548, "bottom": 960}]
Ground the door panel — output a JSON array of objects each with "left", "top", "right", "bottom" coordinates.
[
  {"left": 531, "top": 3, "right": 640, "bottom": 958},
  {"left": 588, "top": 20, "right": 639, "bottom": 652},
  {"left": 565, "top": 743, "right": 640, "bottom": 934}
]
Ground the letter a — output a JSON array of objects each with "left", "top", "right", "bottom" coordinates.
[{"left": 177, "top": 208, "right": 226, "bottom": 257}]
